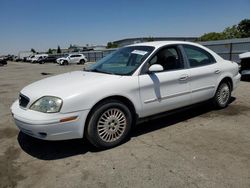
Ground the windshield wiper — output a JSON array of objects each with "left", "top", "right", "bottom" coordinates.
[{"left": 84, "top": 68, "right": 116, "bottom": 75}]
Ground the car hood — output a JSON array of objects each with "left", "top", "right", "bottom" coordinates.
[
  {"left": 57, "top": 57, "right": 66, "bottom": 61},
  {"left": 239, "top": 52, "right": 250, "bottom": 59},
  {"left": 21, "top": 71, "right": 122, "bottom": 101}
]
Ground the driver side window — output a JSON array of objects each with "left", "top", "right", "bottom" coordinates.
[{"left": 149, "top": 46, "right": 183, "bottom": 71}]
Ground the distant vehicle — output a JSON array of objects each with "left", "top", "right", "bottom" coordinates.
[
  {"left": 31, "top": 54, "right": 48, "bottom": 63},
  {"left": 13, "top": 56, "right": 21, "bottom": 62},
  {"left": 239, "top": 52, "right": 250, "bottom": 78},
  {"left": 37, "top": 56, "right": 57, "bottom": 64},
  {"left": 11, "top": 41, "right": 240, "bottom": 149},
  {"left": 3, "top": 55, "right": 14, "bottom": 61},
  {"left": 26, "top": 55, "right": 35, "bottom": 62},
  {"left": 0, "top": 58, "right": 7, "bottom": 66},
  {"left": 56, "top": 54, "right": 87, "bottom": 65},
  {"left": 18, "top": 51, "right": 34, "bottom": 62}
]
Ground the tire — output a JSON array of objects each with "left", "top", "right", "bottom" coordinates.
[
  {"left": 79, "top": 59, "right": 85, "bottom": 64},
  {"left": 63, "top": 60, "right": 68, "bottom": 65},
  {"left": 86, "top": 100, "right": 132, "bottom": 149},
  {"left": 213, "top": 82, "right": 231, "bottom": 109}
]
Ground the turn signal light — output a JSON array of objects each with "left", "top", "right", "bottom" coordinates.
[{"left": 60, "top": 116, "right": 78, "bottom": 123}]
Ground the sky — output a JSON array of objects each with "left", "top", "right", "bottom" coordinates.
[{"left": 0, "top": 0, "right": 249, "bottom": 55}]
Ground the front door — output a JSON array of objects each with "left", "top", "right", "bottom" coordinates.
[{"left": 139, "top": 45, "right": 191, "bottom": 117}]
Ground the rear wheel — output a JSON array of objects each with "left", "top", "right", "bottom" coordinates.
[
  {"left": 79, "top": 59, "right": 85, "bottom": 64},
  {"left": 86, "top": 100, "right": 132, "bottom": 149},
  {"left": 213, "top": 82, "right": 231, "bottom": 108}
]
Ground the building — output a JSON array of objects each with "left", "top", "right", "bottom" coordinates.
[
  {"left": 48, "top": 45, "right": 106, "bottom": 55},
  {"left": 113, "top": 37, "right": 198, "bottom": 47}
]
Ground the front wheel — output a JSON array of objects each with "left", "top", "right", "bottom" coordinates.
[
  {"left": 86, "top": 100, "right": 132, "bottom": 149},
  {"left": 213, "top": 82, "right": 231, "bottom": 109},
  {"left": 63, "top": 60, "right": 68, "bottom": 65}
]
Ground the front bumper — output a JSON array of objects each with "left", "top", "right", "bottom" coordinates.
[
  {"left": 56, "top": 59, "right": 62, "bottom": 64},
  {"left": 11, "top": 100, "right": 89, "bottom": 140}
]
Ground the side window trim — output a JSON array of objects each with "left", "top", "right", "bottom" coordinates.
[{"left": 179, "top": 45, "right": 190, "bottom": 69}]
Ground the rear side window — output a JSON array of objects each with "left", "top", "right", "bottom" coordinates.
[
  {"left": 183, "top": 45, "right": 215, "bottom": 68},
  {"left": 70, "top": 55, "right": 80, "bottom": 58}
]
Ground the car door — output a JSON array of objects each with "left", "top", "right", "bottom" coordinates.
[
  {"left": 182, "top": 44, "right": 220, "bottom": 104},
  {"left": 74, "top": 55, "right": 81, "bottom": 63},
  {"left": 69, "top": 55, "right": 77, "bottom": 63},
  {"left": 139, "top": 45, "right": 192, "bottom": 117}
]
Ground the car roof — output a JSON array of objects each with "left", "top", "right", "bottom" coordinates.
[
  {"left": 69, "top": 54, "right": 83, "bottom": 56},
  {"left": 129, "top": 41, "right": 224, "bottom": 61},
  {"left": 128, "top": 41, "right": 202, "bottom": 48}
]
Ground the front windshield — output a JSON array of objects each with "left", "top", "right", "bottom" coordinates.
[{"left": 86, "top": 46, "right": 154, "bottom": 75}]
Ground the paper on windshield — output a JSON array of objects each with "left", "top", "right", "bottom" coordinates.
[{"left": 131, "top": 50, "right": 148, "bottom": 56}]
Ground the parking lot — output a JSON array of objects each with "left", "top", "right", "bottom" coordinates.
[{"left": 0, "top": 62, "right": 250, "bottom": 188}]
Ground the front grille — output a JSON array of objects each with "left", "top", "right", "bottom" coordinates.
[
  {"left": 241, "top": 58, "right": 250, "bottom": 71},
  {"left": 19, "top": 94, "right": 30, "bottom": 108}
]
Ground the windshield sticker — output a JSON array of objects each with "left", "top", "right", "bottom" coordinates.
[{"left": 131, "top": 50, "right": 148, "bottom": 56}]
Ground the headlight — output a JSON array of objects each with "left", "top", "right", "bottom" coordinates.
[{"left": 30, "top": 96, "right": 63, "bottom": 113}]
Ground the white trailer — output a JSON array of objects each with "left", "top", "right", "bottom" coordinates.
[{"left": 18, "top": 51, "right": 34, "bottom": 60}]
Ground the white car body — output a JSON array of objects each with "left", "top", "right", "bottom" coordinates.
[
  {"left": 239, "top": 52, "right": 250, "bottom": 59},
  {"left": 26, "top": 55, "right": 35, "bottom": 62},
  {"left": 30, "top": 54, "right": 48, "bottom": 63},
  {"left": 56, "top": 54, "right": 87, "bottom": 65},
  {"left": 239, "top": 52, "right": 250, "bottom": 76},
  {"left": 11, "top": 41, "right": 240, "bottom": 142}
]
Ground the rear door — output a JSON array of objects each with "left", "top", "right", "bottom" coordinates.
[
  {"left": 68, "top": 55, "right": 78, "bottom": 64},
  {"left": 182, "top": 44, "right": 220, "bottom": 104}
]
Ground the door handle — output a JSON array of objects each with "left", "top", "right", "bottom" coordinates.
[
  {"left": 214, "top": 70, "right": 221, "bottom": 74},
  {"left": 179, "top": 75, "right": 189, "bottom": 81}
]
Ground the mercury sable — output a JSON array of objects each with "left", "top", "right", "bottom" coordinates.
[{"left": 11, "top": 41, "right": 241, "bottom": 148}]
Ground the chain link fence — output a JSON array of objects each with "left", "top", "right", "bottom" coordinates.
[
  {"left": 81, "top": 49, "right": 116, "bottom": 62},
  {"left": 47, "top": 38, "right": 250, "bottom": 63},
  {"left": 200, "top": 38, "right": 250, "bottom": 62}
]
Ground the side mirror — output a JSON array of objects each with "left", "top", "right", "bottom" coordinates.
[{"left": 148, "top": 64, "right": 164, "bottom": 73}]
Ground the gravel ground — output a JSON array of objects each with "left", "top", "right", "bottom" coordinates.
[{"left": 0, "top": 62, "right": 250, "bottom": 188}]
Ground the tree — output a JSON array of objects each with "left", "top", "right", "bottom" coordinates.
[
  {"left": 222, "top": 25, "right": 241, "bottom": 39},
  {"left": 199, "top": 32, "right": 224, "bottom": 41},
  {"left": 57, "top": 46, "right": 61, "bottom": 54},
  {"left": 31, "top": 48, "right": 36, "bottom": 53},
  {"left": 68, "top": 44, "right": 73, "bottom": 49},
  {"left": 237, "top": 19, "right": 250, "bottom": 38},
  {"left": 107, "top": 42, "right": 118, "bottom": 49},
  {"left": 47, "top": 48, "right": 53, "bottom": 54},
  {"left": 146, "top": 36, "right": 154, "bottom": 42},
  {"left": 199, "top": 18, "right": 250, "bottom": 41}
]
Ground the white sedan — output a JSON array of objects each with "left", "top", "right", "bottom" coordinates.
[{"left": 11, "top": 41, "right": 241, "bottom": 148}]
